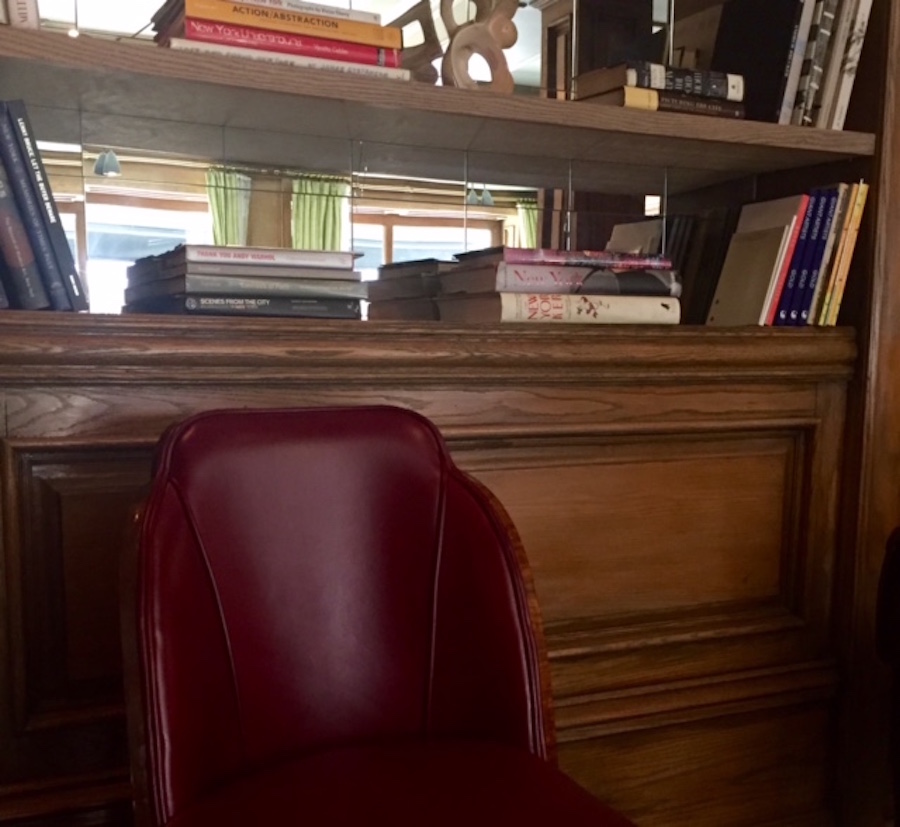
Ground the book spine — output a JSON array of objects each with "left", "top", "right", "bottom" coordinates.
[
  {"left": 0, "top": 102, "right": 80, "bottom": 310},
  {"left": 7, "top": 0, "right": 39, "bottom": 28},
  {"left": 798, "top": 0, "right": 840, "bottom": 124},
  {"left": 0, "top": 104, "right": 71, "bottom": 310},
  {"left": 626, "top": 61, "right": 744, "bottom": 101},
  {"left": 6, "top": 101, "right": 88, "bottom": 309},
  {"left": 785, "top": 188, "right": 830, "bottom": 324},
  {"left": 499, "top": 293, "right": 681, "bottom": 325},
  {"left": 126, "top": 273, "right": 368, "bottom": 302},
  {"left": 502, "top": 248, "right": 672, "bottom": 269},
  {"left": 0, "top": 162, "right": 50, "bottom": 309},
  {"left": 778, "top": 0, "right": 818, "bottom": 124},
  {"left": 652, "top": 90, "right": 745, "bottom": 118},
  {"left": 169, "top": 38, "right": 410, "bottom": 81},
  {"left": 816, "top": 181, "right": 859, "bottom": 323},
  {"left": 184, "top": 18, "right": 400, "bottom": 67},
  {"left": 822, "top": 182, "right": 869, "bottom": 325},
  {"left": 791, "top": 0, "right": 824, "bottom": 124},
  {"left": 183, "top": 0, "right": 402, "bottom": 49},
  {"left": 773, "top": 192, "right": 817, "bottom": 325},
  {"left": 794, "top": 187, "right": 839, "bottom": 324},
  {"left": 182, "top": 244, "right": 357, "bottom": 269},
  {"left": 806, "top": 183, "right": 849, "bottom": 323},
  {"left": 231, "top": 0, "right": 381, "bottom": 25},
  {"left": 828, "top": 0, "right": 873, "bottom": 130},
  {"left": 762, "top": 196, "right": 809, "bottom": 324},
  {"left": 813, "top": 0, "right": 858, "bottom": 127},
  {"left": 494, "top": 263, "right": 680, "bottom": 296},
  {"left": 0, "top": 259, "right": 13, "bottom": 309},
  {"left": 129, "top": 293, "right": 362, "bottom": 318}
]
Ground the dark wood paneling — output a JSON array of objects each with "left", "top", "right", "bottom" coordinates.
[{"left": 0, "top": 316, "right": 853, "bottom": 825}]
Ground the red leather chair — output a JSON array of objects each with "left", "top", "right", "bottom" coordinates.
[{"left": 121, "top": 405, "right": 636, "bottom": 826}]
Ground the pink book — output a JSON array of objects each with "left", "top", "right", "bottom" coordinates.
[{"left": 184, "top": 17, "right": 401, "bottom": 68}]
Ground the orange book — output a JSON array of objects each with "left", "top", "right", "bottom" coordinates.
[{"left": 178, "top": 0, "right": 402, "bottom": 49}]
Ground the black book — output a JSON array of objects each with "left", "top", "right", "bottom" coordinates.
[
  {"left": 0, "top": 102, "right": 70, "bottom": 310},
  {"left": 710, "top": 0, "right": 805, "bottom": 122},
  {"left": 0, "top": 256, "right": 13, "bottom": 309},
  {"left": 5, "top": 100, "right": 88, "bottom": 310},
  {"left": 124, "top": 293, "right": 362, "bottom": 319},
  {"left": 0, "top": 160, "right": 50, "bottom": 309}
]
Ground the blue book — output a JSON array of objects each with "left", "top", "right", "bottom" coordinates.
[
  {"left": 773, "top": 189, "right": 818, "bottom": 326},
  {"left": 785, "top": 187, "right": 832, "bottom": 325},
  {"left": 790, "top": 185, "right": 841, "bottom": 325}
]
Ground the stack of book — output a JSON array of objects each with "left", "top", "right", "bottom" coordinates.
[
  {"left": 0, "top": 97, "right": 88, "bottom": 312},
  {"left": 433, "top": 247, "right": 682, "bottom": 325},
  {"left": 366, "top": 258, "right": 458, "bottom": 321},
  {"left": 576, "top": 0, "right": 871, "bottom": 129},
  {"left": 151, "top": 0, "right": 409, "bottom": 83},
  {"left": 573, "top": 61, "right": 747, "bottom": 119},
  {"left": 705, "top": 180, "right": 869, "bottom": 326},
  {"left": 122, "top": 244, "right": 366, "bottom": 319}
]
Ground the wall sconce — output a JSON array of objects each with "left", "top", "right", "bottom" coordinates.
[{"left": 94, "top": 150, "right": 121, "bottom": 177}]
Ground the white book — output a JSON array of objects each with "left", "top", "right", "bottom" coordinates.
[
  {"left": 0, "top": 1, "right": 7, "bottom": 25},
  {"left": 791, "top": 0, "right": 825, "bottom": 125},
  {"left": 7, "top": 0, "right": 39, "bottom": 28},
  {"left": 779, "top": 0, "right": 818, "bottom": 124},
  {"left": 231, "top": 0, "right": 381, "bottom": 25},
  {"left": 799, "top": 0, "right": 840, "bottom": 125},
  {"left": 168, "top": 38, "right": 410, "bottom": 82},
  {"left": 828, "top": 0, "right": 873, "bottom": 129},
  {"left": 814, "top": 0, "right": 859, "bottom": 127}
]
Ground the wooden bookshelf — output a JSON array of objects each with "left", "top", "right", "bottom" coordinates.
[
  {"left": 0, "top": 5, "right": 897, "bottom": 826},
  {"left": 0, "top": 28, "right": 875, "bottom": 194}
]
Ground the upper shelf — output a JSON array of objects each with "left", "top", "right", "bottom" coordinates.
[{"left": 0, "top": 28, "right": 877, "bottom": 194}]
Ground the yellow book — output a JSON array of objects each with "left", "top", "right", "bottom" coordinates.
[
  {"left": 182, "top": 0, "right": 402, "bottom": 49},
  {"left": 820, "top": 182, "right": 869, "bottom": 326}
]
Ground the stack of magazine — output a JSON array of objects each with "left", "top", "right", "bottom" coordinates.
[{"left": 122, "top": 244, "right": 366, "bottom": 319}]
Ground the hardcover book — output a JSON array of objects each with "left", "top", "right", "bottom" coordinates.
[
  {"left": 583, "top": 86, "right": 746, "bottom": 119},
  {"left": 573, "top": 60, "right": 744, "bottom": 102},
  {"left": 435, "top": 292, "right": 681, "bottom": 325},
  {"left": 454, "top": 246, "right": 672, "bottom": 270},
  {"left": 156, "top": 0, "right": 403, "bottom": 50},
  {"left": 0, "top": 105, "right": 70, "bottom": 310},
  {"left": 124, "top": 293, "right": 362, "bottom": 319},
  {"left": 806, "top": 182, "right": 851, "bottom": 323},
  {"left": 168, "top": 38, "right": 410, "bottom": 81},
  {"left": 819, "top": 181, "right": 869, "bottom": 325},
  {"left": 0, "top": 161, "right": 49, "bottom": 309},
  {"left": 134, "top": 244, "right": 359, "bottom": 272},
  {"left": 790, "top": 185, "right": 841, "bottom": 324},
  {"left": 439, "top": 262, "right": 681, "bottom": 297},
  {"left": 7, "top": 100, "right": 88, "bottom": 309},
  {"left": 124, "top": 272, "right": 369, "bottom": 304},
  {"left": 182, "top": 18, "right": 401, "bottom": 67}
]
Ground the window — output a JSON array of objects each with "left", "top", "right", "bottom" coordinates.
[{"left": 83, "top": 200, "right": 212, "bottom": 314}]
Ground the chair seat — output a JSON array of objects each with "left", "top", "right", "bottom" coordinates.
[{"left": 167, "top": 739, "right": 634, "bottom": 826}]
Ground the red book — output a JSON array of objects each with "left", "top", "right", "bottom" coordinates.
[{"left": 183, "top": 17, "right": 400, "bottom": 68}]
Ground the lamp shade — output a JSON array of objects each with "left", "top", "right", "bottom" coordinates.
[{"left": 94, "top": 150, "right": 121, "bottom": 177}]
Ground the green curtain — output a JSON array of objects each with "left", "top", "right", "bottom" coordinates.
[
  {"left": 516, "top": 199, "right": 539, "bottom": 248},
  {"left": 291, "top": 175, "right": 350, "bottom": 251},
  {"left": 206, "top": 168, "right": 252, "bottom": 246}
]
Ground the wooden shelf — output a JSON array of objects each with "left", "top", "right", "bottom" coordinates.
[
  {"left": 0, "top": 28, "right": 876, "bottom": 195},
  {"left": 0, "top": 312, "right": 856, "bottom": 385}
]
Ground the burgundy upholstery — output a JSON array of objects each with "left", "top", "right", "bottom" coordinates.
[{"left": 122, "top": 405, "right": 635, "bottom": 826}]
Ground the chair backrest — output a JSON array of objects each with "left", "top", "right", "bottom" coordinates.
[{"left": 122, "top": 405, "right": 555, "bottom": 826}]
